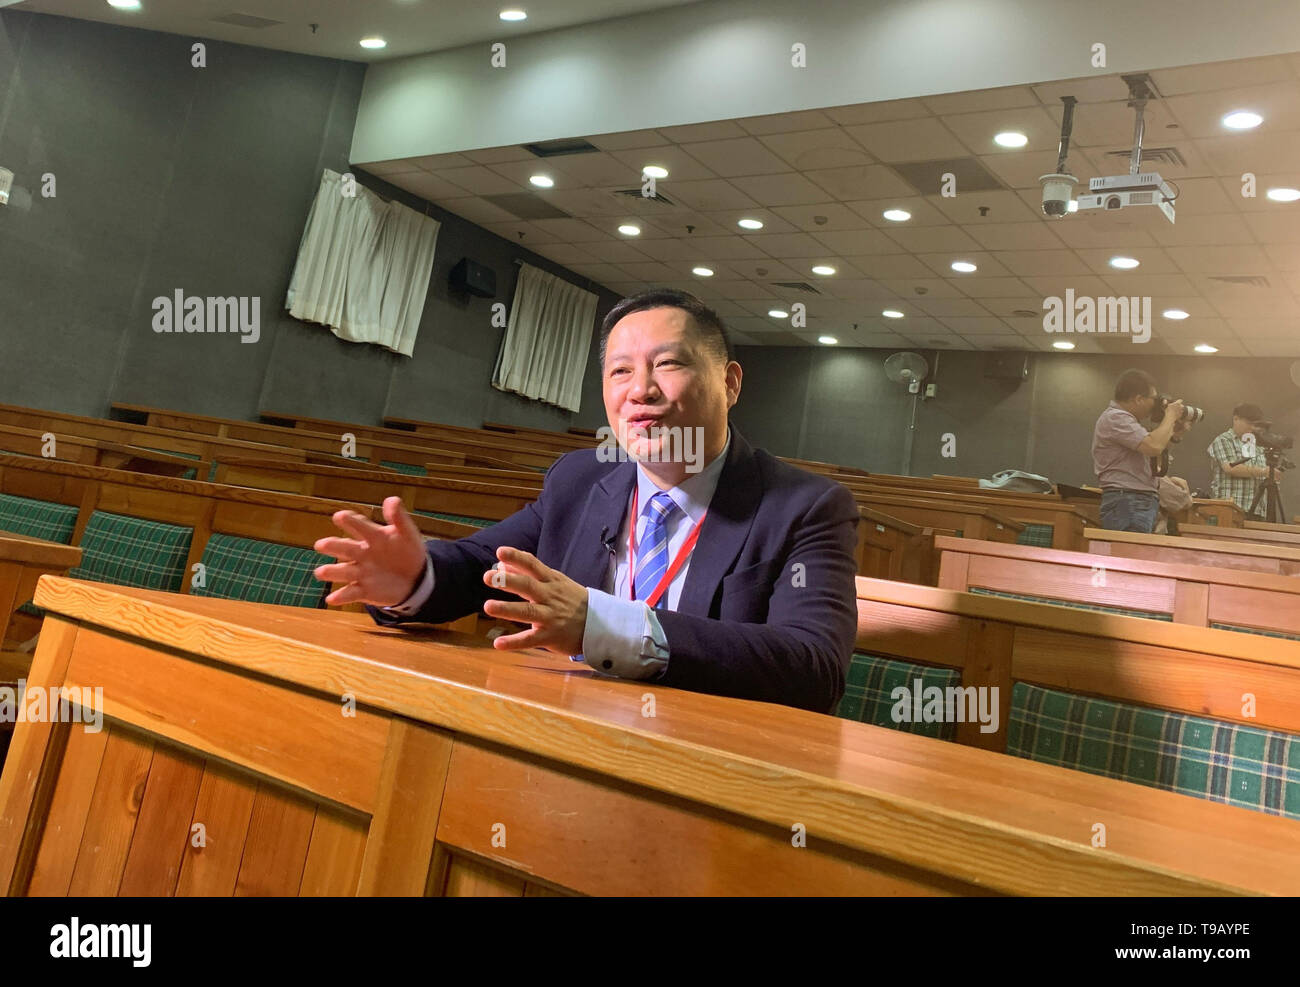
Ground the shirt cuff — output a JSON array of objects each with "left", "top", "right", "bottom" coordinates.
[
  {"left": 575, "top": 588, "right": 669, "bottom": 680},
  {"left": 381, "top": 556, "right": 435, "bottom": 617}
]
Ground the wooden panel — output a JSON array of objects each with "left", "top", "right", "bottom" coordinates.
[
  {"left": 233, "top": 783, "right": 317, "bottom": 896},
  {"left": 966, "top": 554, "right": 1176, "bottom": 615},
  {"left": 442, "top": 852, "right": 527, "bottom": 897},
  {"left": 356, "top": 718, "right": 453, "bottom": 896},
  {"left": 62, "top": 627, "right": 390, "bottom": 814},
  {"left": 67, "top": 724, "right": 155, "bottom": 895},
  {"left": 1013, "top": 626, "right": 1300, "bottom": 732},
  {"left": 437, "top": 743, "right": 973, "bottom": 896},
  {"left": 1209, "top": 584, "right": 1300, "bottom": 636},
  {"left": 174, "top": 760, "right": 257, "bottom": 896},
  {"left": 0, "top": 617, "right": 79, "bottom": 894},
  {"left": 24, "top": 724, "right": 109, "bottom": 895},
  {"left": 117, "top": 743, "right": 205, "bottom": 896},
  {"left": 957, "top": 620, "right": 1013, "bottom": 752},
  {"left": 855, "top": 598, "right": 968, "bottom": 669},
  {"left": 299, "top": 807, "right": 368, "bottom": 897}
]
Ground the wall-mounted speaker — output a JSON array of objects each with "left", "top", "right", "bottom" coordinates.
[
  {"left": 449, "top": 257, "right": 496, "bottom": 298},
  {"left": 985, "top": 353, "right": 1029, "bottom": 381}
]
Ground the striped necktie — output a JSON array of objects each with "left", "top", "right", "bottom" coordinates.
[{"left": 633, "top": 491, "right": 680, "bottom": 606}]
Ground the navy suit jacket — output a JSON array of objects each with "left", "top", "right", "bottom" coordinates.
[{"left": 368, "top": 427, "right": 860, "bottom": 713}]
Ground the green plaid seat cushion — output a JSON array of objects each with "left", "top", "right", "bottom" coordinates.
[
  {"left": 1207, "top": 516, "right": 1219, "bottom": 526},
  {"left": 1008, "top": 683, "right": 1300, "bottom": 819},
  {"left": 67, "top": 511, "right": 192, "bottom": 591},
  {"left": 380, "top": 460, "right": 427, "bottom": 476},
  {"left": 413, "top": 509, "right": 494, "bottom": 529},
  {"left": 969, "top": 587, "right": 1173, "bottom": 621},
  {"left": 1015, "top": 523, "right": 1054, "bottom": 547},
  {"left": 0, "top": 494, "right": 78, "bottom": 543},
  {"left": 1210, "top": 622, "right": 1300, "bottom": 642},
  {"left": 836, "top": 652, "right": 963, "bottom": 740},
  {"left": 191, "top": 533, "right": 330, "bottom": 608}
]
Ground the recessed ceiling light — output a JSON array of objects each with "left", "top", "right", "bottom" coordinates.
[
  {"left": 737, "top": 218, "right": 763, "bottom": 230},
  {"left": 768, "top": 309, "right": 789, "bottom": 319},
  {"left": 692, "top": 266, "right": 713, "bottom": 277},
  {"left": 1109, "top": 256, "right": 1140, "bottom": 269},
  {"left": 107, "top": 0, "right": 141, "bottom": 8},
  {"left": 994, "top": 131, "right": 1028, "bottom": 148},
  {"left": 1162, "top": 308, "right": 1189, "bottom": 320},
  {"left": 500, "top": 9, "right": 528, "bottom": 21},
  {"left": 1053, "top": 340, "right": 1075, "bottom": 350},
  {"left": 1222, "top": 110, "right": 1263, "bottom": 130},
  {"left": 811, "top": 265, "right": 836, "bottom": 276},
  {"left": 1194, "top": 343, "right": 1219, "bottom": 353},
  {"left": 642, "top": 165, "right": 669, "bottom": 179},
  {"left": 1266, "top": 187, "right": 1300, "bottom": 202},
  {"left": 950, "top": 261, "right": 977, "bottom": 273},
  {"left": 617, "top": 224, "right": 641, "bottom": 236},
  {"left": 359, "top": 37, "right": 387, "bottom": 49},
  {"left": 528, "top": 175, "right": 554, "bottom": 188},
  {"left": 882, "top": 208, "right": 911, "bottom": 222},
  {"left": 818, "top": 335, "right": 838, "bottom": 345},
  {"left": 882, "top": 309, "right": 904, "bottom": 319}
]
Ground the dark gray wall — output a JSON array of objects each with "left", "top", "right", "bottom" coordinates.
[
  {"left": 0, "top": 11, "right": 618, "bottom": 432},
  {"left": 734, "top": 346, "right": 1300, "bottom": 497}
]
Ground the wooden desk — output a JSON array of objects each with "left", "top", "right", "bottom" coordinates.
[
  {"left": 1087, "top": 526, "right": 1300, "bottom": 575},
  {"left": 0, "top": 533, "right": 81, "bottom": 647},
  {"left": 4, "top": 576, "right": 1300, "bottom": 896}
]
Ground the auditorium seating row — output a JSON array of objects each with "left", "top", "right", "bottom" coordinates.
[{"left": 3, "top": 571, "right": 1296, "bottom": 895}]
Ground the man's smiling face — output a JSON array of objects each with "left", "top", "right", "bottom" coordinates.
[{"left": 601, "top": 306, "right": 740, "bottom": 478}]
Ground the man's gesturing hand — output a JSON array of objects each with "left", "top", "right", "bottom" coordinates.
[
  {"left": 482, "top": 546, "right": 588, "bottom": 655},
  {"left": 313, "top": 496, "right": 427, "bottom": 607}
]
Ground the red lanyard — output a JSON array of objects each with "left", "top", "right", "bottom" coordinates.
[{"left": 627, "top": 485, "right": 706, "bottom": 608}]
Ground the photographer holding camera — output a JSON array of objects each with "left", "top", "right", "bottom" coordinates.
[
  {"left": 1208, "top": 403, "right": 1282, "bottom": 517},
  {"left": 1092, "top": 369, "right": 1190, "bottom": 533}
]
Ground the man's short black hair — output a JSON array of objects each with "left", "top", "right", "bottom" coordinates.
[
  {"left": 1114, "top": 368, "right": 1157, "bottom": 402},
  {"left": 1233, "top": 402, "right": 1265, "bottom": 423},
  {"left": 599, "top": 288, "right": 734, "bottom": 366}
]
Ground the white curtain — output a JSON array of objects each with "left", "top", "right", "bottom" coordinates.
[
  {"left": 492, "top": 263, "right": 599, "bottom": 413},
  {"left": 284, "top": 168, "right": 440, "bottom": 357}
]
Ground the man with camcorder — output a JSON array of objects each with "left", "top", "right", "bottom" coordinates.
[
  {"left": 1092, "top": 369, "right": 1198, "bottom": 533},
  {"left": 1208, "top": 403, "right": 1292, "bottom": 520}
]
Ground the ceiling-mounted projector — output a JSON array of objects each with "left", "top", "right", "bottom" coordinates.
[{"left": 1076, "top": 172, "right": 1176, "bottom": 224}]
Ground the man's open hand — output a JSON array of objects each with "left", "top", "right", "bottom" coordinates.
[
  {"left": 481, "top": 546, "right": 588, "bottom": 655},
  {"left": 313, "top": 496, "right": 427, "bottom": 607}
]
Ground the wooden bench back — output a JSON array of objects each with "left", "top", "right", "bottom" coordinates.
[{"left": 1087, "top": 526, "right": 1300, "bottom": 575}]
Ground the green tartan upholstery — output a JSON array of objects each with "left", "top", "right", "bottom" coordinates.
[
  {"left": 191, "top": 533, "right": 330, "bottom": 608},
  {"left": 1015, "top": 523, "right": 1054, "bottom": 547},
  {"left": 1211, "top": 622, "right": 1300, "bottom": 642},
  {"left": 413, "top": 509, "right": 494, "bottom": 529},
  {"left": 1207, "top": 516, "right": 1219, "bottom": 526},
  {"left": 969, "top": 587, "right": 1173, "bottom": 621},
  {"left": 836, "top": 652, "right": 962, "bottom": 741},
  {"left": 1008, "top": 683, "right": 1300, "bottom": 820},
  {"left": 67, "top": 511, "right": 191, "bottom": 592},
  {"left": 381, "top": 460, "right": 427, "bottom": 476},
  {"left": 0, "top": 494, "right": 78, "bottom": 544}
]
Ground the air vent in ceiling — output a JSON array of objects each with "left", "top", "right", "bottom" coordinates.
[
  {"left": 890, "top": 157, "right": 1005, "bottom": 195},
  {"left": 522, "top": 138, "right": 600, "bottom": 158},
  {"left": 612, "top": 188, "right": 677, "bottom": 207},
  {"left": 1208, "top": 275, "right": 1270, "bottom": 288},
  {"left": 770, "top": 281, "right": 822, "bottom": 294},
  {"left": 482, "top": 193, "right": 572, "bottom": 220},
  {"left": 1010, "top": 309, "right": 1039, "bottom": 318},
  {"left": 927, "top": 338, "right": 952, "bottom": 347},
  {"left": 1102, "top": 146, "right": 1187, "bottom": 167},
  {"left": 211, "top": 12, "right": 283, "bottom": 28}
]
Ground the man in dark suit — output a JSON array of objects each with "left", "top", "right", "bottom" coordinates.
[{"left": 313, "top": 289, "right": 859, "bottom": 713}]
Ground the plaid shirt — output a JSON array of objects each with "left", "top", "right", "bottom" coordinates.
[{"left": 1208, "top": 429, "right": 1266, "bottom": 513}]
